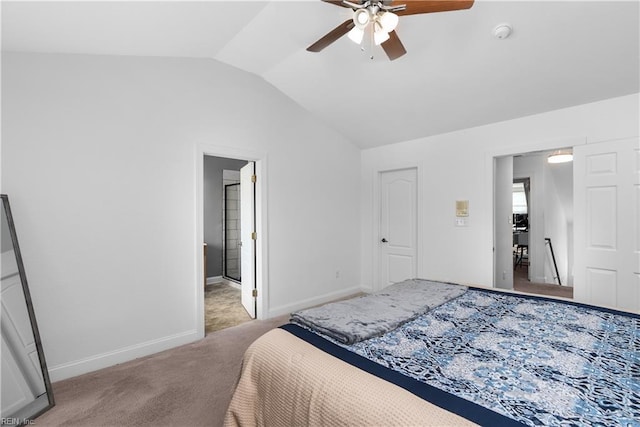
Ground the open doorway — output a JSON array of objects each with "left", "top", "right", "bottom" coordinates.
[
  {"left": 203, "top": 156, "right": 255, "bottom": 334},
  {"left": 495, "top": 149, "right": 574, "bottom": 299},
  {"left": 512, "top": 178, "right": 530, "bottom": 285}
]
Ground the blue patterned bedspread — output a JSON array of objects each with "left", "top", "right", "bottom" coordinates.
[{"left": 291, "top": 288, "right": 640, "bottom": 426}]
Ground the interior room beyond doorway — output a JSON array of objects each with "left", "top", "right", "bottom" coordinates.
[
  {"left": 496, "top": 148, "right": 574, "bottom": 300},
  {"left": 203, "top": 155, "right": 252, "bottom": 333}
]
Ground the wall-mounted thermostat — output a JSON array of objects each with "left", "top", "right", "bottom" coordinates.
[{"left": 456, "top": 200, "right": 469, "bottom": 217}]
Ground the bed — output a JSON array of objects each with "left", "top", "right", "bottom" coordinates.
[{"left": 224, "top": 279, "right": 639, "bottom": 426}]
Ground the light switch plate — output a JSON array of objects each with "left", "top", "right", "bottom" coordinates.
[{"left": 455, "top": 218, "right": 468, "bottom": 227}]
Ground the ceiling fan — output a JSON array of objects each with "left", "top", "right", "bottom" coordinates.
[{"left": 307, "top": 0, "right": 475, "bottom": 61}]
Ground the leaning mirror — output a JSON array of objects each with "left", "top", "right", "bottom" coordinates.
[{"left": 1, "top": 194, "right": 54, "bottom": 425}]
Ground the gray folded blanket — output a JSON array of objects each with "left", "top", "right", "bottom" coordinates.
[{"left": 290, "top": 279, "right": 467, "bottom": 344}]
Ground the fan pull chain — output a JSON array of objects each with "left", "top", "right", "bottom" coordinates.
[{"left": 369, "top": 24, "right": 374, "bottom": 60}]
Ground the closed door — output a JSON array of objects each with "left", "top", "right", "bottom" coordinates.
[
  {"left": 379, "top": 168, "right": 417, "bottom": 288},
  {"left": 240, "top": 162, "right": 256, "bottom": 318},
  {"left": 573, "top": 138, "right": 639, "bottom": 312}
]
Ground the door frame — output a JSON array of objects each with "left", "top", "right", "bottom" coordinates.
[
  {"left": 372, "top": 165, "right": 421, "bottom": 291},
  {"left": 493, "top": 155, "right": 514, "bottom": 289},
  {"left": 195, "top": 143, "right": 268, "bottom": 338},
  {"left": 485, "top": 136, "right": 585, "bottom": 288}
]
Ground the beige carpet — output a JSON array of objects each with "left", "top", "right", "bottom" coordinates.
[
  {"left": 205, "top": 283, "right": 252, "bottom": 334},
  {"left": 32, "top": 283, "right": 575, "bottom": 427},
  {"left": 36, "top": 315, "right": 289, "bottom": 427},
  {"left": 513, "top": 266, "right": 574, "bottom": 299}
]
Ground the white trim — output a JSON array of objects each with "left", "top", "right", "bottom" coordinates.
[
  {"left": 486, "top": 136, "right": 587, "bottom": 160},
  {"left": 206, "top": 277, "right": 241, "bottom": 289},
  {"left": 205, "top": 277, "right": 241, "bottom": 289},
  {"left": 268, "top": 285, "right": 366, "bottom": 318},
  {"left": 196, "top": 143, "right": 269, "bottom": 339},
  {"left": 206, "top": 276, "right": 223, "bottom": 285},
  {"left": 223, "top": 278, "right": 241, "bottom": 290},
  {"left": 48, "top": 330, "right": 199, "bottom": 382}
]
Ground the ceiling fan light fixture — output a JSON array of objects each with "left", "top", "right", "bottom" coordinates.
[
  {"left": 347, "top": 26, "right": 365, "bottom": 44},
  {"left": 378, "top": 11, "right": 399, "bottom": 33},
  {"left": 547, "top": 150, "right": 573, "bottom": 164},
  {"left": 353, "top": 8, "right": 370, "bottom": 29},
  {"left": 308, "top": 0, "right": 475, "bottom": 61},
  {"left": 373, "top": 24, "right": 390, "bottom": 45}
]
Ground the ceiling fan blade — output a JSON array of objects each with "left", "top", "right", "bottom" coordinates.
[
  {"left": 393, "top": 0, "right": 474, "bottom": 16},
  {"left": 381, "top": 30, "right": 407, "bottom": 61},
  {"left": 307, "top": 19, "right": 355, "bottom": 52},
  {"left": 321, "top": 0, "right": 353, "bottom": 7}
]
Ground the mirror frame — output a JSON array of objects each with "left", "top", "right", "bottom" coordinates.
[{"left": 1, "top": 194, "right": 54, "bottom": 424}]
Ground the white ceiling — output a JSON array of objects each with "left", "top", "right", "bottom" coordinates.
[{"left": 2, "top": 0, "right": 639, "bottom": 149}]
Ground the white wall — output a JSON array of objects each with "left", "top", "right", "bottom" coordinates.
[
  {"left": 493, "top": 155, "right": 513, "bottom": 289},
  {"left": 360, "top": 93, "right": 639, "bottom": 291},
  {"left": 543, "top": 158, "right": 573, "bottom": 286},
  {"left": 1, "top": 52, "right": 361, "bottom": 380}
]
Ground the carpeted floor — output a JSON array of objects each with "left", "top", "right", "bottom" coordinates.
[
  {"left": 36, "top": 315, "right": 289, "bottom": 427},
  {"left": 205, "top": 283, "right": 252, "bottom": 334},
  {"left": 32, "top": 283, "right": 574, "bottom": 427},
  {"left": 513, "top": 265, "right": 574, "bottom": 299}
]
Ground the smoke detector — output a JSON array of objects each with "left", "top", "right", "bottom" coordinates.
[{"left": 493, "top": 23, "right": 512, "bottom": 40}]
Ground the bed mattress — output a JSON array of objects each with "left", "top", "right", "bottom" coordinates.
[{"left": 225, "top": 285, "right": 639, "bottom": 426}]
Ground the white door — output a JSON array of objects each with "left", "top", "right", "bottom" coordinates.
[
  {"left": 1, "top": 272, "right": 46, "bottom": 416},
  {"left": 494, "top": 156, "right": 514, "bottom": 289},
  {"left": 379, "top": 168, "right": 417, "bottom": 288},
  {"left": 240, "top": 162, "right": 256, "bottom": 318},
  {"left": 574, "top": 138, "right": 640, "bottom": 312},
  {"left": 1, "top": 333, "right": 37, "bottom": 417}
]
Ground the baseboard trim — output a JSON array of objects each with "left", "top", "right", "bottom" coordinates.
[
  {"left": 268, "top": 285, "right": 365, "bottom": 318},
  {"left": 223, "top": 278, "right": 241, "bottom": 290},
  {"left": 48, "top": 329, "right": 200, "bottom": 382},
  {"left": 205, "top": 277, "right": 240, "bottom": 289},
  {"left": 206, "top": 276, "right": 223, "bottom": 285}
]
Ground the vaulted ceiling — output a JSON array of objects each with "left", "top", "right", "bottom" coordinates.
[{"left": 2, "top": 1, "right": 639, "bottom": 148}]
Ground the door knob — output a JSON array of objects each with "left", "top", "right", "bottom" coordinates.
[{"left": 381, "top": 238, "right": 388, "bottom": 243}]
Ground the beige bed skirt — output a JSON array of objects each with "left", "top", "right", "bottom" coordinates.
[{"left": 224, "top": 328, "right": 476, "bottom": 426}]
